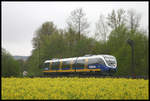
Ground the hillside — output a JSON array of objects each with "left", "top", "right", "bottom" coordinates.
[{"left": 13, "top": 56, "right": 29, "bottom": 61}]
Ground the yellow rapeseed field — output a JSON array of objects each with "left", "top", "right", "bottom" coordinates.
[{"left": 2, "top": 77, "right": 149, "bottom": 100}]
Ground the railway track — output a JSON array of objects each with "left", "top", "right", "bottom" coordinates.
[
  {"left": 95, "top": 75, "right": 149, "bottom": 80},
  {"left": 36, "top": 74, "right": 149, "bottom": 80}
]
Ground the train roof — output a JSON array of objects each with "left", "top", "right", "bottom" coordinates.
[{"left": 44, "top": 54, "right": 115, "bottom": 63}]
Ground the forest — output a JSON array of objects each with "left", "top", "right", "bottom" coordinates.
[{"left": 2, "top": 8, "right": 149, "bottom": 77}]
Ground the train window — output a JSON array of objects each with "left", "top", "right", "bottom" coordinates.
[
  {"left": 62, "top": 60, "right": 71, "bottom": 70},
  {"left": 51, "top": 61, "right": 60, "bottom": 70},
  {"left": 44, "top": 63, "right": 49, "bottom": 68},
  {"left": 73, "top": 59, "right": 85, "bottom": 69}
]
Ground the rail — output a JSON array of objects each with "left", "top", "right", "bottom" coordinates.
[{"left": 36, "top": 75, "right": 149, "bottom": 80}]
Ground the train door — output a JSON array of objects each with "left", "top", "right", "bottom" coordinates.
[
  {"left": 51, "top": 61, "right": 60, "bottom": 71},
  {"left": 73, "top": 59, "right": 85, "bottom": 71}
]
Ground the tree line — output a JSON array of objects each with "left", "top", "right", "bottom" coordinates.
[{"left": 2, "top": 8, "right": 148, "bottom": 77}]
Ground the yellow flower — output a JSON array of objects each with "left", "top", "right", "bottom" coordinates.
[{"left": 2, "top": 77, "right": 149, "bottom": 100}]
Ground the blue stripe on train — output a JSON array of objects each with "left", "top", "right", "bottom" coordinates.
[
  {"left": 44, "top": 64, "right": 112, "bottom": 71},
  {"left": 62, "top": 67, "right": 71, "bottom": 70},
  {"left": 72, "top": 67, "right": 84, "bottom": 69}
]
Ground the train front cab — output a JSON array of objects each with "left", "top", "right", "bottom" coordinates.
[{"left": 100, "top": 55, "right": 117, "bottom": 75}]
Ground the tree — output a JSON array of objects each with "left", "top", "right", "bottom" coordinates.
[
  {"left": 17, "top": 59, "right": 25, "bottom": 74},
  {"left": 2, "top": 48, "right": 21, "bottom": 77},
  {"left": 107, "top": 24, "right": 129, "bottom": 54},
  {"left": 32, "top": 21, "right": 58, "bottom": 49},
  {"left": 64, "top": 27, "right": 78, "bottom": 47},
  {"left": 95, "top": 14, "right": 108, "bottom": 42},
  {"left": 127, "top": 9, "right": 141, "bottom": 32},
  {"left": 117, "top": 9, "right": 126, "bottom": 27},
  {"left": 107, "top": 9, "right": 126, "bottom": 30},
  {"left": 26, "top": 21, "right": 66, "bottom": 76},
  {"left": 66, "top": 8, "right": 89, "bottom": 40},
  {"left": 32, "top": 21, "right": 59, "bottom": 66}
]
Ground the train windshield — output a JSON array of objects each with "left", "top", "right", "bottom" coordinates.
[{"left": 103, "top": 56, "right": 117, "bottom": 67}]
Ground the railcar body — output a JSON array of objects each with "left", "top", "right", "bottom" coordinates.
[{"left": 42, "top": 54, "right": 117, "bottom": 76}]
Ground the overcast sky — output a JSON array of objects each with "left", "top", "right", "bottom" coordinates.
[{"left": 2, "top": 1, "right": 149, "bottom": 56}]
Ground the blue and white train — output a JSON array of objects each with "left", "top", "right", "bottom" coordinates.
[{"left": 42, "top": 54, "right": 117, "bottom": 76}]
